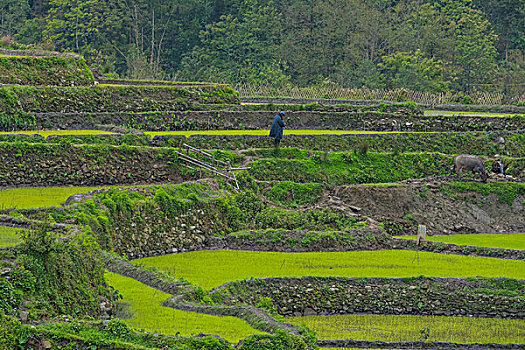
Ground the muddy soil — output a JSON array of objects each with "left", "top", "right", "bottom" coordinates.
[{"left": 334, "top": 178, "right": 525, "bottom": 234}]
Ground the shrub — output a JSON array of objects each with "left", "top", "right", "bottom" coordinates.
[
  {"left": 0, "top": 278, "right": 23, "bottom": 316},
  {"left": 237, "top": 330, "right": 310, "bottom": 350},
  {"left": 16, "top": 223, "right": 110, "bottom": 318},
  {"left": 0, "top": 314, "right": 23, "bottom": 350},
  {"left": 103, "top": 318, "right": 131, "bottom": 338}
]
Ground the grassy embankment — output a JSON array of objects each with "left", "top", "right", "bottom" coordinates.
[
  {"left": 104, "top": 272, "right": 265, "bottom": 343},
  {"left": 396, "top": 233, "right": 525, "bottom": 251},
  {"left": 0, "top": 226, "right": 24, "bottom": 246},
  {"left": 134, "top": 250, "right": 525, "bottom": 290},
  {"left": 286, "top": 314, "right": 524, "bottom": 344}
]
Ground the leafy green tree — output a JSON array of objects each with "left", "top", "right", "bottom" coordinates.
[
  {"left": 331, "top": 58, "right": 383, "bottom": 89},
  {"left": 402, "top": 2, "right": 455, "bottom": 60},
  {"left": 179, "top": 2, "right": 289, "bottom": 85},
  {"left": 0, "top": 0, "right": 30, "bottom": 38},
  {"left": 454, "top": 9, "right": 498, "bottom": 92},
  {"left": 473, "top": 0, "right": 525, "bottom": 55},
  {"left": 379, "top": 50, "right": 448, "bottom": 93},
  {"left": 45, "top": 0, "right": 104, "bottom": 51}
]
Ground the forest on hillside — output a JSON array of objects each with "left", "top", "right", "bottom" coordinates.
[{"left": 0, "top": 0, "right": 524, "bottom": 96}]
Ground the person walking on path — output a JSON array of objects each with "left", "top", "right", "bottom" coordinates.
[{"left": 269, "top": 111, "right": 285, "bottom": 149}]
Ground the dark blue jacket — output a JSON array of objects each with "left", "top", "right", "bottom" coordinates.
[{"left": 269, "top": 114, "right": 285, "bottom": 140}]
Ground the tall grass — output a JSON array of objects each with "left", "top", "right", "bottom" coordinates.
[
  {"left": 104, "top": 272, "right": 265, "bottom": 343},
  {"left": 134, "top": 250, "right": 525, "bottom": 290},
  {"left": 286, "top": 314, "right": 525, "bottom": 344}
]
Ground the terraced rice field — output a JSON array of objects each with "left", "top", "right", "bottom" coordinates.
[
  {"left": 104, "top": 272, "right": 264, "bottom": 342},
  {"left": 1, "top": 73, "right": 523, "bottom": 349},
  {"left": 134, "top": 250, "right": 525, "bottom": 289},
  {"left": 0, "top": 185, "right": 163, "bottom": 209},
  {"left": 0, "top": 186, "right": 107, "bottom": 209},
  {"left": 396, "top": 233, "right": 525, "bottom": 251},
  {"left": 286, "top": 314, "right": 525, "bottom": 343}
]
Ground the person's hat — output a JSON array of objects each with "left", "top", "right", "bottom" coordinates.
[{"left": 279, "top": 111, "right": 285, "bottom": 115}]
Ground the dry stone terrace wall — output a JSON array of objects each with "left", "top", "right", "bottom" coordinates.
[
  {"left": 0, "top": 84, "right": 239, "bottom": 115},
  {"left": 0, "top": 142, "right": 194, "bottom": 186},
  {"left": 0, "top": 48, "right": 80, "bottom": 58},
  {"left": 211, "top": 277, "right": 525, "bottom": 319},
  {"left": 3, "top": 109, "right": 525, "bottom": 132},
  {"left": 1, "top": 132, "right": 524, "bottom": 159},
  {"left": 107, "top": 204, "right": 214, "bottom": 258},
  {"left": 161, "top": 133, "right": 525, "bottom": 158},
  {"left": 242, "top": 96, "right": 525, "bottom": 114}
]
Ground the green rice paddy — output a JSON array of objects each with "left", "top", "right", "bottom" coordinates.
[
  {"left": 286, "top": 314, "right": 525, "bottom": 344},
  {"left": 396, "top": 233, "right": 525, "bottom": 251},
  {"left": 0, "top": 226, "right": 24, "bottom": 246},
  {"left": 104, "top": 272, "right": 264, "bottom": 343},
  {"left": 0, "top": 130, "right": 117, "bottom": 137},
  {"left": 0, "top": 186, "right": 106, "bottom": 209},
  {"left": 134, "top": 250, "right": 525, "bottom": 290},
  {"left": 0, "top": 185, "right": 164, "bottom": 210}
]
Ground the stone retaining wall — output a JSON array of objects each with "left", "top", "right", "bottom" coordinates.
[
  {"left": 0, "top": 142, "right": 193, "bottom": 186},
  {"left": 0, "top": 84, "right": 239, "bottom": 115},
  {"left": 211, "top": 276, "right": 525, "bottom": 319},
  {"left": 242, "top": 97, "right": 525, "bottom": 114},
  {"left": 3, "top": 110, "right": 524, "bottom": 132}
]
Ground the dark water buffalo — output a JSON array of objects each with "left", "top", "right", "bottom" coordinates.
[{"left": 452, "top": 155, "right": 488, "bottom": 182}]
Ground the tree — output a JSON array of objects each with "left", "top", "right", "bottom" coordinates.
[
  {"left": 473, "top": 0, "right": 525, "bottom": 56},
  {"left": 379, "top": 50, "right": 448, "bottom": 93},
  {"left": 45, "top": 0, "right": 104, "bottom": 51},
  {"left": 178, "top": 2, "right": 289, "bottom": 86},
  {"left": 0, "top": 0, "right": 30, "bottom": 38},
  {"left": 454, "top": 9, "right": 498, "bottom": 92}
]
